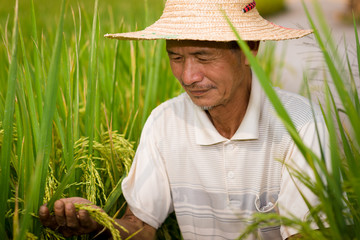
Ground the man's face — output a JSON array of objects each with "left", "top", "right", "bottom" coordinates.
[{"left": 166, "top": 40, "right": 250, "bottom": 110}]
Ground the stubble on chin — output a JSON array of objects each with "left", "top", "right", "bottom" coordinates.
[
  {"left": 191, "top": 96, "right": 214, "bottom": 111},
  {"left": 200, "top": 105, "right": 214, "bottom": 111}
]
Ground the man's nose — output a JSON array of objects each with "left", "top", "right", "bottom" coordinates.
[{"left": 181, "top": 59, "right": 203, "bottom": 86}]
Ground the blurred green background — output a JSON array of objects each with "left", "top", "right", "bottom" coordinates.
[
  {"left": 0, "top": 0, "right": 164, "bottom": 37},
  {"left": 0, "top": 0, "right": 285, "bottom": 38},
  {"left": 257, "top": 0, "right": 286, "bottom": 16}
]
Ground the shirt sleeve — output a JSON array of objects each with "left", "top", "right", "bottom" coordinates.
[
  {"left": 278, "top": 115, "right": 329, "bottom": 239},
  {"left": 121, "top": 115, "right": 173, "bottom": 229}
]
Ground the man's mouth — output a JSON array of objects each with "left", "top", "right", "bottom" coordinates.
[{"left": 188, "top": 89, "right": 210, "bottom": 96}]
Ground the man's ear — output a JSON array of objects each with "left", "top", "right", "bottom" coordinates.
[{"left": 245, "top": 41, "right": 260, "bottom": 66}]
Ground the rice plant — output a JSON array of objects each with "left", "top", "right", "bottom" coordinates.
[{"left": 0, "top": 0, "right": 182, "bottom": 239}]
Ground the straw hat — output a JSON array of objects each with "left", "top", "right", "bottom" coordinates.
[{"left": 104, "top": 0, "right": 312, "bottom": 41}]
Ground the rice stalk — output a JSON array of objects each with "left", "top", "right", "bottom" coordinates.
[
  {"left": 46, "top": 130, "right": 135, "bottom": 234},
  {"left": 141, "top": 40, "right": 163, "bottom": 126},
  {"left": 84, "top": 156, "right": 107, "bottom": 205},
  {"left": 237, "top": 212, "right": 329, "bottom": 240},
  {"left": 26, "top": 232, "right": 38, "bottom": 240},
  {"left": 304, "top": 1, "right": 360, "bottom": 147},
  {"left": 71, "top": 5, "right": 81, "bottom": 142},
  {"left": 13, "top": 185, "right": 19, "bottom": 240},
  {"left": 18, "top": 0, "right": 66, "bottom": 238},
  {"left": 84, "top": 0, "right": 99, "bottom": 157},
  {"left": 30, "top": 0, "right": 43, "bottom": 121},
  {"left": 0, "top": 0, "right": 18, "bottom": 237},
  {"left": 303, "top": 4, "right": 360, "bottom": 236},
  {"left": 18, "top": 19, "right": 39, "bottom": 153},
  {"left": 41, "top": 228, "right": 65, "bottom": 240},
  {"left": 0, "top": 122, "right": 18, "bottom": 148},
  {"left": 0, "top": 0, "right": 183, "bottom": 238},
  {"left": 103, "top": 174, "right": 126, "bottom": 213},
  {"left": 126, "top": 40, "right": 140, "bottom": 141},
  {"left": 74, "top": 203, "right": 127, "bottom": 240},
  {"left": 94, "top": 131, "right": 134, "bottom": 187},
  {"left": 17, "top": 20, "right": 38, "bottom": 213},
  {"left": 44, "top": 165, "right": 60, "bottom": 204}
]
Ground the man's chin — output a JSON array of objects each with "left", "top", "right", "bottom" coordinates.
[
  {"left": 192, "top": 100, "right": 217, "bottom": 111},
  {"left": 200, "top": 106, "right": 214, "bottom": 111},
  {"left": 190, "top": 97, "right": 217, "bottom": 111}
]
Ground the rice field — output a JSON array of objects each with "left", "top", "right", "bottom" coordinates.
[
  {"left": 0, "top": 0, "right": 182, "bottom": 239},
  {"left": 1, "top": 0, "right": 360, "bottom": 239}
]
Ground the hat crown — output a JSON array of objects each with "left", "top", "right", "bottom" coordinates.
[
  {"left": 164, "top": 0, "right": 254, "bottom": 5},
  {"left": 162, "top": 0, "right": 257, "bottom": 16}
]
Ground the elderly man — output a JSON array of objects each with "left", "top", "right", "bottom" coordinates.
[{"left": 39, "top": 0, "right": 327, "bottom": 239}]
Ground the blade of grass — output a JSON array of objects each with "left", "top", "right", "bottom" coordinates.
[
  {"left": 31, "top": 0, "right": 43, "bottom": 121},
  {"left": 59, "top": 30, "right": 76, "bottom": 196},
  {"left": 312, "top": 0, "right": 343, "bottom": 71},
  {"left": 111, "top": 41, "right": 120, "bottom": 128},
  {"left": 84, "top": 0, "right": 99, "bottom": 156},
  {"left": 19, "top": 18, "right": 39, "bottom": 153},
  {"left": 15, "top": 62, "right": 34, "bottom": 211},
  {"left": 353, "top": 15, "right": 360, "bottom": 112},
  {"left": 328, "top": 79, "right": 360, "bottom": 214},
  {"left": 299, "top": 79, "right": 345, "bottom": 234},
  {"left": 103, "top": 173, "right": 126, "bottom": 213},
  {"left": 345, "top": 43, "right": 360, "bottom": 114},
  {"left": 35, "top": 0, "right": 66, "bottom": 209},
  {"left": 72, "top": 5, "right": 81, "bottom": 142},
  {"left": 126, "top": 40, "right": 141, "bottom": 141},
  {"left": 141, "top": 41, "right": 163, "bottom": 126},
  {"left": 321, "top": 83, "right": 345, "bottom": 237},
  {"left": 47, "top": 157, "right": 79, "bottom": 210},
  {"left": 72, "top": 5, "right": 82, "bottom": 189},
  {"left": 0, "top": 0, "right": 18, "bottom": 237},
  {"left": 302, "top": 75, "right": 327, "bottom": 162}
]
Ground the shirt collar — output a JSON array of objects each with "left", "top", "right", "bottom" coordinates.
[{"left": 194, "top": 74, "right": 264, "bottom": 145}]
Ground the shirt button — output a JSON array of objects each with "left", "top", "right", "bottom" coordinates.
[
  {"left": 226, "top": 143, "right": 234, "bottom": 150},
  {"left": 227, "top": 171, "right": 234, "bottom": 179}
]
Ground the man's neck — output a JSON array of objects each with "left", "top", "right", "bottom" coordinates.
[{"left": 206, "top": 77, "right": 252, "bottom": 139}]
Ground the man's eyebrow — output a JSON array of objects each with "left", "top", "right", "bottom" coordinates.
[
  {"left": 166, "top": 49, "right": 178, "bottom": 55},
  {"left": 191, "top": 50, "right": 211, "bottom": 56},
  {"left": 166, "top": 49, "right": 213, "bottom": 56}
]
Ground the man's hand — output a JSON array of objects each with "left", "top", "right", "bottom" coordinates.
[
  {"left": 39, "top": 197, "right": 103, "bottom": 238},
  {"left": 39, "top": 197, "right": 156, "bottom": 240}
]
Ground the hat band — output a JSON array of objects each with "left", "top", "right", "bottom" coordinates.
[{"left": 242, "top": 1, "right": 256, "bottom": 13}]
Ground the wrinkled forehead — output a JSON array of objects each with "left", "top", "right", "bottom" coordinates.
[{"left": 166, "top": 40, "right": 239, "bottom": 51}]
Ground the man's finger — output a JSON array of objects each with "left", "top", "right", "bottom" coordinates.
[
  {"left": 78, "top": 209, "right": 97, "bottom": 229},
  {"left": 38, "top": 205, "right": 50, "bottom": 224},
  {"left": 65, "top": 202, "right": 80, "bottom": 229},
  {"left": 54, "top": 200, "right": 66, "bottom": 226},
  {"left": 39, "top": 205, "right": 51, "bottom": 227},
  {"left": 39, "top": 205, "right": 58, "bottom": 229}
]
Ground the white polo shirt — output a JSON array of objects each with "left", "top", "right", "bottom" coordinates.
[{"left": 122, "top": 78, "right": 327, "bottom": 239}]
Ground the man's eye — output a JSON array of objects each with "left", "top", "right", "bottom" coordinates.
[
  {"left": 198, "top": 58, "right": 210, "bottom": 62},
  {"left": 170, "top": 56, "right": 182, "bottom": 61}
]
